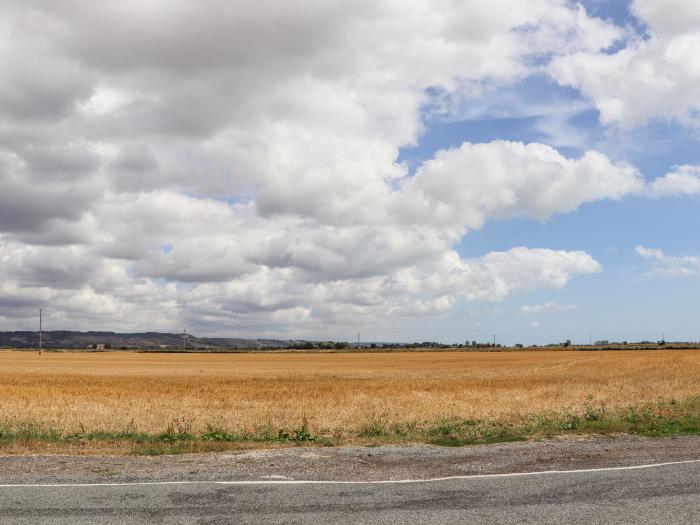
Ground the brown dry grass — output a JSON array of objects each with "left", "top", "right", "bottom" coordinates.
[{"left": 0, "top": 349, "right": 698, "bottom": 434}]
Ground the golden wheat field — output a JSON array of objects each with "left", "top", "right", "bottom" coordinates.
[{"left": 0, "top": 349, "right": 698, "bottom": 434}]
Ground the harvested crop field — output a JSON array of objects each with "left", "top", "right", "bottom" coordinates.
[{"left": 0, "top": 349, "right": 698, "bottom": 440}]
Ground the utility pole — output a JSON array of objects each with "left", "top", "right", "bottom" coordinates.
[{"left": 38, "top": 308, "right": 43, "bottom": 355}]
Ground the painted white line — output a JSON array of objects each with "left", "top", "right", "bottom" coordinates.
[{"left": 0, "top": 459, "right": 698, "bottom": 488}]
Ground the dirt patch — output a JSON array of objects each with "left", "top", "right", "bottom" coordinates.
[{"left": 0, "top": 434, "right": 697, "bottom": 484}]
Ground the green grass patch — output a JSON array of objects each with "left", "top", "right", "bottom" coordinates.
[
  {"left": 0, "top": 397, "right": 698, "bottom": 454},
  {"left": 0, "top": 423, "right": 62, "bottom": 442}
]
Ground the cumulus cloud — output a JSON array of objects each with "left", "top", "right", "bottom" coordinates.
[
  {"left": 635, "top": 246, "right": 700, "bottom": 277},
  {"left": 175, "top": 247, "right": 600, "bottom": 335},
  {"left": 0, "top": 1, "right": 647, "bottom": 335},
  {"left": 397, "top": 141, "right": 642, "bottom": 230},
  {"left": 519, "top": 301, "right": 577, "bottom": 315},
  {"left": 646, "top": 165, "right": 700, "bottom": 198},
  {"left": 550, "top": 0, "right": 700, "bottom": 127}
]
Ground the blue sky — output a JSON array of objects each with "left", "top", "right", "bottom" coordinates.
[{"left": 391, "top": 74, "right": 700, "bottom": 344}]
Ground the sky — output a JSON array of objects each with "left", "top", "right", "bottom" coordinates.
[{"left": 1, "top": 0, "right": 699, "bottom": 344}]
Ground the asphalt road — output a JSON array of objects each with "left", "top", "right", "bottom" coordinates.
[{"left": 1, "top": 460, "right": 698, "bottom": 524}]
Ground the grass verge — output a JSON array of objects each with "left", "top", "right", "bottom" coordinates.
[{"left": 1, "top": 397, "right": 698, "bottom": 455}]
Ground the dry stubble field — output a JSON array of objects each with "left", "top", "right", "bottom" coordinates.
[{"left": 0, "top": 349, "right": 698, "bottom": 442}]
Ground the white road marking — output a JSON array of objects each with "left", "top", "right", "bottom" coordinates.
[{"left": 0, "top": 458, "right": 698, "bottom": 488}]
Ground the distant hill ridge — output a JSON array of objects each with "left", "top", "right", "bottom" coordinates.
[{"left": 0, "top": 331, "right": 290, "bottom": 350}]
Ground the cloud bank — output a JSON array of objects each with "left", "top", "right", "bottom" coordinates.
[{"left": 0, "top": 1, "right": 695, "bottom": 336}]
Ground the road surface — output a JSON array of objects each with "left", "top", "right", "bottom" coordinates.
[
  {"left": 1, "top": 436, "right": 699, "bottom": 523},
  {"left": 1, "top": 460, "right": 698, "bottom": 524}
]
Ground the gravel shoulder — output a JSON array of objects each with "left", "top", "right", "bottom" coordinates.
[{"left": 0, "top": 434, "right": 698, "bottom": 484}]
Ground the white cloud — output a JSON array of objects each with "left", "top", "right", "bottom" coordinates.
[
  {"left": 520, "top": 301, "right": 577, "bottom": 315},
  {"left": 635, "top": 246, "right": 700, "bottom": 277},
  {"left": 550, "top": 0, "right": 700, "bottom": 127},
  {"left": 177, "top": 246, "right": 601, "bottom": 335},
  {"left": 646, "top": 165, "right": 700, "bottom": 198},
  {"left": 632, "top": 0, "right": 700, "bottom": 36},
  {"left": 397, "top": 141, "right": 643, "bottom": 230}
]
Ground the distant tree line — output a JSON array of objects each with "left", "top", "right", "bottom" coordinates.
[{"left": 287, "top": 341, "right": 350, "bottom": 350}]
